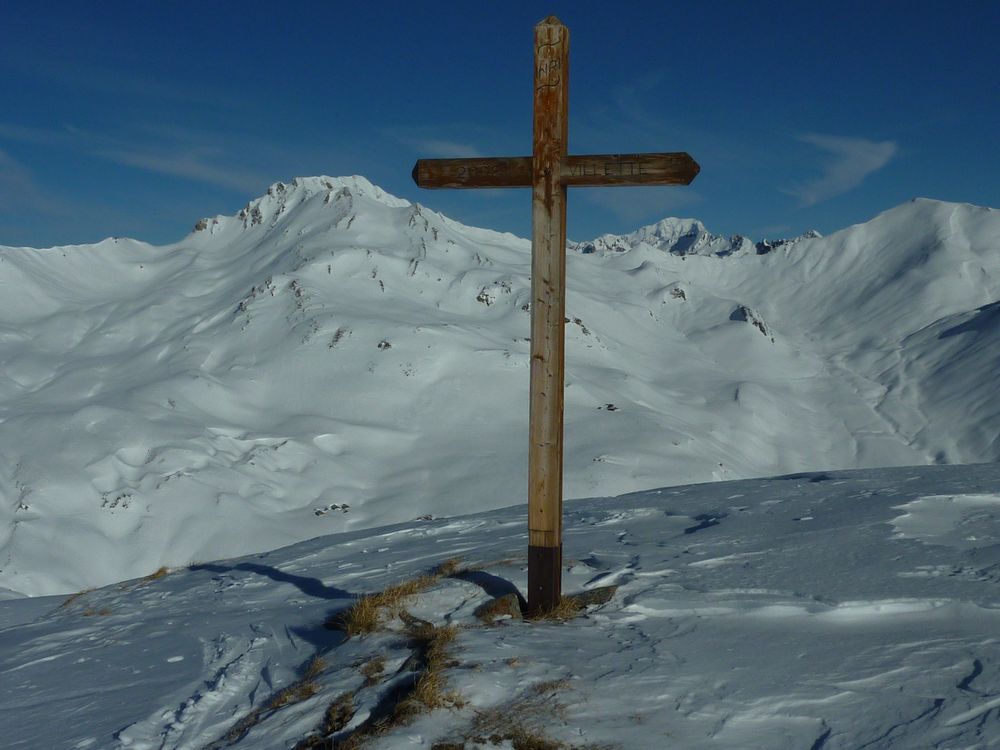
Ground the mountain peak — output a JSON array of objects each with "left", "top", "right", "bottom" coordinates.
[
  {"left": 573, "top": 216, "right": 755, "bottom": 258},
  {"left": 194, "top": 176, "right": 411, "bottom": 234}
]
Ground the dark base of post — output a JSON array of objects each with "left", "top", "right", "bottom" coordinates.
[{"left": 527, "top": 544, "right": 562, "bottom": 616}]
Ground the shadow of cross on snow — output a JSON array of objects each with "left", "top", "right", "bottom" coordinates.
[
  {"left": 451, "top": 569, "right": 529, "bottom": 611},
  {"left": 190, "top": 562, "right": 355, "bottom": 600},
  {"left": 190, "top": 562, "right": 357, "bottom": 650}
]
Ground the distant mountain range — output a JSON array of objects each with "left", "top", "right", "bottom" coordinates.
[{"left": 1, "top": 176, "right": 997, "bottom": 595}]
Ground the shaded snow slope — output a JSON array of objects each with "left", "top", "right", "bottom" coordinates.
[
  {"left": 0, "top": 178, "right": 998, "bottom": 595},
  {"left": 3, "top": 464, "right": 1000, "bottom": 749}
]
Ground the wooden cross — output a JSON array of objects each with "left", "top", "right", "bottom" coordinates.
[{"left": 412, "top": 16, "right": 699, "bottom": 615}]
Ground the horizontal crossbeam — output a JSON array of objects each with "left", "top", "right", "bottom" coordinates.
[{"left": 412, "top": 152, "right": 700, "bottom": 189}]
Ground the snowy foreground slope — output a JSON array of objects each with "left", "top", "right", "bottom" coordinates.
[
  {"left": 3, "top": 464, "right": 1000, "bottom": 749},
  {"left": 1, "top": 177, "right": 998, "bottom": 596}
]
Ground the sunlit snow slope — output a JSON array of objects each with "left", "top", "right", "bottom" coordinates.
[{"left": 1, "top": 176, "right": 997, "bottom": 595}]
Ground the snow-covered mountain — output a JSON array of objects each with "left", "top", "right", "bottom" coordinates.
[{"left": 1, "top": 176, "right": 998, "bottom": 596}]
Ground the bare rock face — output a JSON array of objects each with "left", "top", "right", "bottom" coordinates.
[{"left": 730, "top": 304, "right": 771, "bottom": 339}]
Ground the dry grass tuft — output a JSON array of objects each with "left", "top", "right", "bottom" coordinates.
[
  {"left": 464, "top": 723, "right": 567, "bottom": 750},
  {"left": 328, "top": 574, "right": 440, "bottom": 636},
  {"left": 457, "top": 674, "right": 618, "bottom": 750},
  {"left": 60, "top": 589, "right": 93, "bottom": 609},
  {"left": 332, "top": 594, "right": 381, "bottom": 635},
  {"left": 475, "top": 593, "right": 524, "bottom": 624},
  {"left": 300, "top": 619, "right": 464, "bottom": 748},
  {"left": 432, "top": 557, "right": 465, "bottom": 577},
  {"left": 530, "top": 678, "right": 572, "bottom": 696},
  {"left": 302, "top": 566, "right": 477, "bottom": 745},
  {"left": 143, "top": 566, "right": 170, "bottom": 581},
  {"left": 525, "top": 596, "right": 584, "bottom": 622},
  {"left": 395, "top": 622, "right": 464, "bottom": 716},
  {"left": 358, "top": 654, "right": 386, "bottom": 687},
  {"left": 81, "top": 607, "right": 113, "bottom": 617},
  {"left": 217, "top": 655, "right": 332, "bottom": 748},
  {"left": 269, "top": 680, "right": 320, "bottom": 709},
  {"left": 302, "top": 655, "right": 327, "bottom": 681},
  {"left": 422, "top": 623, "right": 458, "bottom": 664},
  {"left": 526, "top": 586, "right": 618, "bottom": 623},
  {"left": 291, "top": 691, "right": 357, "bottom": 750},
  {"left": 323, "top": 690, "right": 356, "bottom": 732}
]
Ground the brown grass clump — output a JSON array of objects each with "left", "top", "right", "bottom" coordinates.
[
  {"left": 81, "top": 607, "right": 113, "bottom": 617},
  {"left": 303, "top": 656, "right": 327, "bottom": 680},
  {"left": 142, "top": 566, "right": 170, "bottom": 582},
  {"left": 358, "top": 655, "right": 386, "bottom": 687},
  {"left": 266, "top": 657, "right": 326, "bottom": 711},
  {"left": 296, "top": 691, "right": 357, "bottom": 749},
  {"left": 525, "top": 596, "right": 584, "bottom": 622},
  {"left": 475, "top": 593, "right": 524, "bottom": 624},
  {"left": 217, "top": 654, "right": 330, "bottom": 746},
  {"left": 432, "top": 557, "right": 465, "bottom": 577},
  {"left": 326, "top": 558, "right": 469, "bottom": 636},
  {"left": 525, "top": 586, "right": 618, "bottom": 622},
  {"left": 453, "top": 673, "right": 616, "bottom": 750},
  {"left": 388, "top": 574, "right": 439, "bottom": 599},
  {"left": 322, "top": 691, "right": 356, "bottom": 733},
  {"left": 422, "top": 622, "right": 458, "bottom": 665},
  {"left": 334, "top": 594, "right": 382, "bottom": 635},
  {"left": 267, "top": 656, "right": 326, "bottom": 709},
  {"left": 328, "top": 573, "right": 441, "bottom": 635},
  {"left": 60, "top": 589, "right": 93, "bottom": 609},
  {"left": 530, "top": 678, "right": 572, "bottom": 696},
  {"left": 269, "top": 680, "right": 320, "bottom": 709},
  {"left": 464, "top": 720, "right": 567, "bottom": 750},
  {"left": 300, "top": 620, "right": 464, "bottom": 749},
  {"left": 395, "top": 622, "right": 464, "bottom": 717}
]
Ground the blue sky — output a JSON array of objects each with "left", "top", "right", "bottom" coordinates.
[{"left": 1, "top": 1, "right": 997, "bottom": 247}]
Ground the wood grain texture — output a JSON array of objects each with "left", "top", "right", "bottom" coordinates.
[
  {"left": 412, "top": 152, "right": 700, "bottom": 188},
  {"left": 561, "top": 152, "right": 700, "bottom": 186},
  {"left": 526, "top": 16, "right": 569, "bottom": 615},
  {"left": 411, "top": 157, "right": 531, "bottom": 188}
]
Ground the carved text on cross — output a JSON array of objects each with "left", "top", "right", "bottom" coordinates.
[{"left": 412, "top": 16, "right": 699, "bottom": 615}]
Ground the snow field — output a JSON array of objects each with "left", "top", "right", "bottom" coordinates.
[
  {"left": 3, "top": 464, "right": 1000, "bottom": 748},
  {"left": 2, "top": 178, "right": 999, "bottom": 597}
]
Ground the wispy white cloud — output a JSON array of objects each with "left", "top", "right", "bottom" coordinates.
[
  {"left": 0, "top": 119, "right": 275, "bottom": 194},
  {"left": 0, "top": 47, "right": 245, "bottom": 109},
  {"left": 579, "top": 186, "right": 701, "bottom": 229},
  {"left": 0, "top": 122, "right": 78, "bottom": 146},
  {"left": 382, "top": 124, "right": 507, "bottom": 160},
  {"left": 97, "top": 148, "right": 269, "bottom": 193},
  {"left": 610, "top": 72, "right": 670, "bottom": 136},
  {"left": 409, "top": 139, "right": 484, "bottom": 159},
  {"left": 788, "top": 134, "right": 898, "bottom": 206},
  {"left": 0, "top": 148, "right": 63, "bottom": 215},
  {"left": 573, "top": 70, "right": 697, "bottom": 154}
]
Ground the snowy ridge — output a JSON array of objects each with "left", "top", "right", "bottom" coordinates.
[
  {"left": 571, "top": 217, "right": 821, "bottom": 258},
  {"left": 0, "top": 182, "right": 998, "bottom": 596}
]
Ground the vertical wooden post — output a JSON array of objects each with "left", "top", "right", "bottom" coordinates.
[
  {"left": 527, "top": 16, "right": 569, "bottom": 615},
  {"left": 410, "top": 16, "right": 699, "bottom": 617}
]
